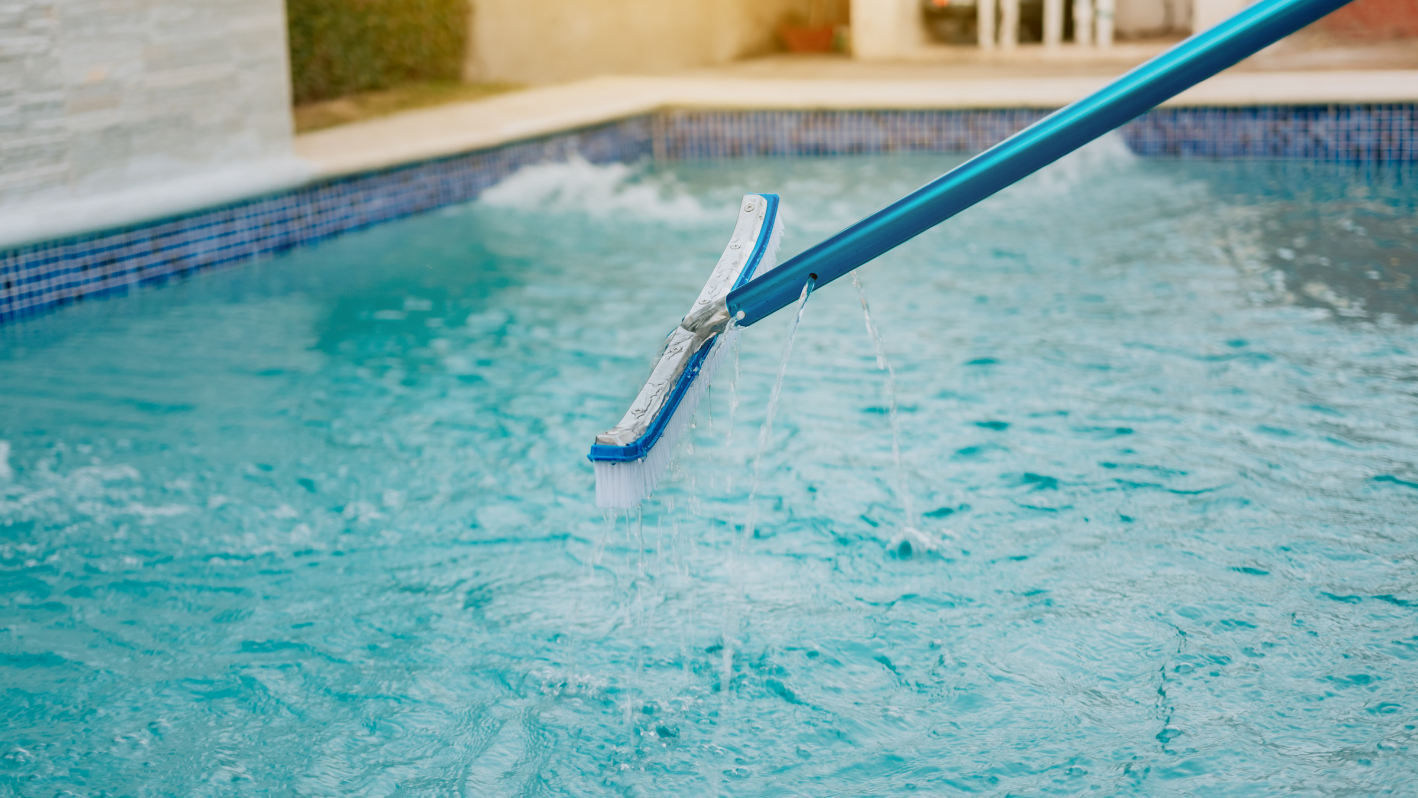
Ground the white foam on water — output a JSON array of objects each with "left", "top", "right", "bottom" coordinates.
[
  {"left": 1017, "top": 131, "right": 1140, "bottom": 196},
  {"left": 886, "top": 524, "right": 956, "bottom": 558},
  {"left": 479, "top": 155, "right": 712, "bottom": 223},
  {"left": 0, "top": 458, "right": 201, "bottom": 538}
]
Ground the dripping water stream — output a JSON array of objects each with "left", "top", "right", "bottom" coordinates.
[
  {"left": 726, "top": 322, "right": 741, "bottom": 451},
  {"left": 852, "top": 271, "right": 919, "bottom": 539},
  {"left": 742, "top": 277, "right": 815, "bottom": 544},
  {"left": 707, "top": 277, "right": 816, "bottom": 787}
]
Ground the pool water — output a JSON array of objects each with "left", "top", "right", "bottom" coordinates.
[{"left": 3, "top": 144, "right": 1417, "bottom": 796}]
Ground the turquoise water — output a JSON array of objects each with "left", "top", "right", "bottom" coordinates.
[{"left": 3, "top": 144, "right": 1418, "bottom": 796}]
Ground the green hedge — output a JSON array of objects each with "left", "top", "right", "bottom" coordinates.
[{"left": 287, "top": 0, "right": 467, "bottom": 104}]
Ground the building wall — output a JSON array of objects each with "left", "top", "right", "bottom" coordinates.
[
  {"left": 850, "top": 0, "right": 923, "bottom": 60},
  {"left": 1194, "top": 0, "right": 1417, "bottom": 36},
  {"left": 465, "top": 0, "right": 822, "bottom": 84},
  {"left": 1116, "top": 0, "right": 1193, "bottom": 37},
  {"left": 1317, "top": 0, "right": 1418, "bottom": 38},
  {"left": 0, "top": 0, "right": 299, "bottom": 227}
]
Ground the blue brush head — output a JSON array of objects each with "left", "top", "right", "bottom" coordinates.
[{"left": 589, "top": 194, "right": 783, "bottom": 509}]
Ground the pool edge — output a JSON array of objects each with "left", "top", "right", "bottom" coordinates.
[{"left": 3, "top": 103, "right": 1416, "bottom": 328}]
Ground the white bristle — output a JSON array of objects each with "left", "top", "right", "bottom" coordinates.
[
  {"left": 594, "top": 210, "right": 785, "bottom": 509},
  {"left": 594, "top": 328, "right": 735, "bottom": 508}
]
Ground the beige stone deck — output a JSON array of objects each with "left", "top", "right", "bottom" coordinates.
[{"left": 294, "top": 41, "right": 1418, "bottom": 179}]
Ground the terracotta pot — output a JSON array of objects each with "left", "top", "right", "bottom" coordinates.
[{"left": 778, "top": 24, "right": 837, "bottom": 53}]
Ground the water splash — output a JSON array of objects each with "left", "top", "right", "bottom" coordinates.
[
  {"left": 743, "top": 277, "right": 815, "bottom": 543},
  {"left": 1024, "top": 131, "right": 1138, "bottom": 196},
  {"left": 477, "top": 154, "right": 710, "bottom": 222}
]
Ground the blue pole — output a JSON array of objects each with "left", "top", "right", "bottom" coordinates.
[{"left": 725, "top": 0, "right": 1355, "bottom": 328}]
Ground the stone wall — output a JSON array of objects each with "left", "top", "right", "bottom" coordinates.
[{"left": 0, "top": 0, "right": 302, "bottom": 246}]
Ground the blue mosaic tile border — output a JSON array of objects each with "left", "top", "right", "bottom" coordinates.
[
  {"left": 656, "top": 105, "right": 1417, "bottom": 162},
  {"left": 652, "top": 108, "right": 1053, "bottom": 159},
  {"left": 3, "top": 105, "right": 1415, "bottom": 327},
  {"left": 0, "top": 117, "right": 652, "bottom": 326},
  {"left": 1123, "top": 105, "right": 1417, "bottom": 161}
]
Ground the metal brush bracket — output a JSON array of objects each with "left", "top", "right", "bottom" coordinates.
[{"left": 590, "top": 194, "right": 780, "bottom": 456}]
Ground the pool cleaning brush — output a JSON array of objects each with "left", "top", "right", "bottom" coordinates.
[
  {"left": 588, "top": 194, "right": 783, "bottom": 509},
  {"left": 588, "top": 0, "right": 1352, "bottom": 510}
]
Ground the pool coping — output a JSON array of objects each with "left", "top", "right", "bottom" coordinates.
[{"left": 294, "top": 71, "right": 1418, "bottom": 179}]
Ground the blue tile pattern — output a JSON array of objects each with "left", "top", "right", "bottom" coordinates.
[
  {"left": 0, "top": 118, "right": 652, "bottom": 326},
  {"left": 1123, "top": 105, "right": 1417, "bottom": 161},
  {"left": 3, "top": 105, "right": 1415, "bottom": 327},
  {"left": 657, "top": 105, "right": 1418, "bottom": 162},
  {"left": 653, "top": 109, "right": 1053, "bottom": 159}
]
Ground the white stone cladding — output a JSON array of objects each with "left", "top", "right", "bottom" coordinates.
[{"left": 0, "top": 0, "right": 305, "bottom": 246}]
